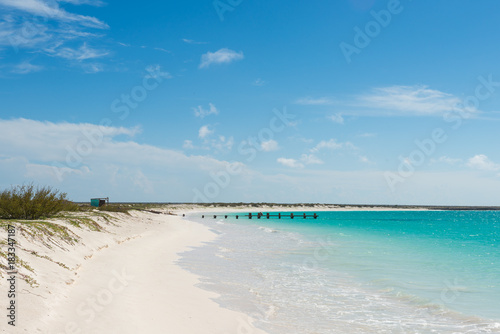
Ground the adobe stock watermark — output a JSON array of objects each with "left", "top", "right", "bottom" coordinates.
[
  {"left": 385, "top": 74, "right": 500, "bottom": 192},
  {"left": 340, "top": 0, "right": 412, "bottom": 64},
  {"left": 44, "top": 267, "right": 134, "bottom": 334},
  {"left": 51, "top": 65, "right": 169, "bottom": 182},
  {"left": 192, "top": 107, "right": 296, "bottom": 203},
  {"left": 213, "top": 0, "right": 244, "bottom": 21}
]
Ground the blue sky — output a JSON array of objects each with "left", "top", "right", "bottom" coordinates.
[{"left": 1, "top": 0, "right": 500, "bottom": 205}]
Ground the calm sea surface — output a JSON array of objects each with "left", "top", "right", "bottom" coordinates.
[{"left": 180, "top": 211, "right": 500, "bottom": 333}]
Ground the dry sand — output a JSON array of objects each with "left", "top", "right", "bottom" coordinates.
[{"left": 0, "top": 210, "right": 267, "bottom": 334}]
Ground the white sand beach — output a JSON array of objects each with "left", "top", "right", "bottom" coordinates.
[
  {"left": 0, "top": 204, "right": 434, "bottom": 333},
  {"left": 0, "top": 210, "right": 267, "bottom": 334}
]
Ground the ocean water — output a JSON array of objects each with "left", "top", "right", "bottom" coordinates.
[{"left": 179, "top": 211, "right": 500, "bottom": 333}]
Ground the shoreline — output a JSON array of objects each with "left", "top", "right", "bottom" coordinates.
[
  {"left": 106, "top": 203, "right": 500, "bottom": 212},
  {"left": 3, "top": 205, "right": 498, "bottom": 333},
  {"left": 0, "top": 210, "right": 267, "bottom": 334}
]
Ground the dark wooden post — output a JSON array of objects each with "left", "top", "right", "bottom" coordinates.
[
  {"left": 278, "top": 213, "right": 281, "bottom": 219},
  {"left": 291, "top": 213, "right": 294, "bottom": 219},
  {"left": 303, "top": 213, "right": 306, "bottom": 219}
]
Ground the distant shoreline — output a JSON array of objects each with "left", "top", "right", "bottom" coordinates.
[{"left": 75, "top": 202, "right": 500, "bottom": 211}]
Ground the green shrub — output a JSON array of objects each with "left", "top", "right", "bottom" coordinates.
[{"left": 0, "top": 184, "right": 75, "bottom": 220}]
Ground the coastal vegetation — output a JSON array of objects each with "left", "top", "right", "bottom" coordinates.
[{"left": 0, "top": 184, "right": 77, "bottom": 220}]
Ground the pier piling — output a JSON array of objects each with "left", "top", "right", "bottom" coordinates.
[{"left": 200, "top": 212, "right": 318, "bottom": 219}]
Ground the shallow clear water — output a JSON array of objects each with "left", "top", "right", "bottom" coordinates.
[{"left": 179, "top": 211, "right": 500, "bottom": 333}]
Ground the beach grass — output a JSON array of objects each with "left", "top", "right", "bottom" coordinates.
[{"left": 0, "top": 183, "right": 78, "bottom": 220}]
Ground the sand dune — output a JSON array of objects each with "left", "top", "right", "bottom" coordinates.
[{"left": 0, "top": 211, "right": 267, "bottom": 334}]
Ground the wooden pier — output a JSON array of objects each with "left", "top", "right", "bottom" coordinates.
[{"left": 201, "top": 212, "right": 318, "bottom": 219}]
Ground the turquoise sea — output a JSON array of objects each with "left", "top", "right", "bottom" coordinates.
[{"left": 180, "top": 211, "right": 500, "bottom": 333}]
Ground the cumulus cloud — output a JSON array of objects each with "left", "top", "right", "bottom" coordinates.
[
  {"left": 310, "top": 139, "right": 356, "bottom": 153},
  {"left": 261, "top": 140, "right": 279, "bottom": 152},
  {"left": 467, "top": 154, "right": 500, "bottom": 171},
  {"left": 199, "top": 48, "right": 244, "bottom": 69},
  {"left": 328, "top": 113, "right": 344, "bottom": 124},
  {"left": 145, "top": 64, "right": 172, "bottom": 79},
  {"left": 0, "top": 118, "right": 244, "bottom": 200},
  {"left": 209, "top": 135, "right": 234, "bottom": 152},
  {"left": 358, "top": 155, "right": 371, "bottom": 164},
  {"left": 300, "top": 154, "right": 323, "bottom": 165},
  {"left": 193, "top": 103, "right": 219, "bottom": 118},
  {"left": 183, "top": 140, "right": 194, "bottom": 150},
  {"left": 277, "top": 158, "right": 304, "bottom": 169},
  {"left": 198, "top": 125, "right": 213, "bottom": 139}
]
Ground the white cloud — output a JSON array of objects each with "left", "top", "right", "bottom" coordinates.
[
  {"left": 182, "top": 38, "right": 207, "bottom": 45},
  {"left": 3, "top": 117, "right": 500, "bottom": 205},
  {"left": 11, "top": 60, "right": 43, "bottom": 74},
  {"left": 80, "top": 62, "right": 104, "bottom": 73},
  {"left": 328, "top": 113, "right": 344, "bottom": 124},
  {"left": 0, "top": 18, "right": 51, "bottom": 48},
  {"left": 252, "top": 78, "right": 266, "bottom": 86},
  {"left": 466, "top": 154, "right": 500, "bottom": 171},
  {"left": 431, "top": 156, "right": 462, "bottom": 165},
  {"left": 310, "top": 139, "right": 356, "bottom": 153},
  {"left": 0, "top": 118, "right": 244, "bottom": 200},
  {"left": 358, "top": 155, "right": 371, "bottom": 164},
  {"left": 209, "top": 135, "right": 234, "bottom": 152},
  {"left": 153, "top": 47, "right": 171, "bottom": 53},
  {"left": 199, "top": 48, "right": 244, "bottom": 69},
  {"left": 0, "top": 0, "right": 108, "bottom": 29},
  {"left": 58, "top": 0, "right": 106, "bottom": 6},
  {"left": 47, "top": 42, "right": 108, "bottom": 60},
  {"left": 295, "top": 97, "right": 334, "bottom": 105},
  {"left": 261, "top": 139, "right": 279, "bottom": 152},
  {"left": 300, "top": 154, "right": 323, "bottom": 165},
  {"left": 145, "top": 64, "right": 172, "bottom": 79},
  {"left": 193, "top": 103, "right": 219, "bottom": 118},
  {"left": 182, "top": 140, "right": 194, "bottom": 150},
  {"left": 358, "top": 85, "right": 477, "bottom": 116},
  {"left": 0, "top": 0, "right": 109, "bottom": 70},
  {"left": 194, "top": 124, "right": 233, "bottom": 152},
  {"left": 277, "top": 158, "right": 304, "bottom": 169},
  {"left": 198, "top": 125, "right": 213, "bottom": 139}
]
